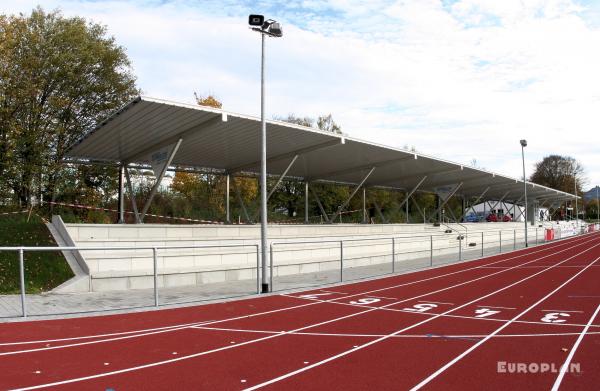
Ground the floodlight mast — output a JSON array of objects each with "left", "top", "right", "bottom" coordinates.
[
  {"left": 520, "top": 139, "right": 528, "bottom": 247},
  {"left": 249, "top": 15, "right": 283, "bottom": 293}
]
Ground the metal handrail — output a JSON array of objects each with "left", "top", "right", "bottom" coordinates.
[
  {"left": 0, "top": 243, "right": 260, "bottom": 318},
  {"left": 2, "top": 224, "right": 585, "bottom": 318}
]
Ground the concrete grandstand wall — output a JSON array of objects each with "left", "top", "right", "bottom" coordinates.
[{"left": 49, "top": 216, "right": 546, "bottom": 292}]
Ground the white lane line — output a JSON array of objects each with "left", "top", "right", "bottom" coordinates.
[
  {"left": 10, "top": 230, "right": 597, "bottom": 389},
  {"left": 410, "top": 255, "right": 600, "bottom": 391},
  {"left": 7, "top": 235, "right": 599, "bottom": 390},
  {"left": 551, "top": 304, "right": 600, "bottom": 391},
  {"left": 476, "top": 305, "right": 515, "bottom": 309},
  {"left": 3, "top": 232, "right": 591, "bottom": 348},
  {"left": 279, "top": 296, "right": 600, "bottom": 329},
  {"left": 541, "top": 310, "right": 584, "bottom": 313},
  {"left": 368, "top": 296, "right": 398, "bottom": 300},
  {"left": 417, "top": 300, "right": 454, "bottom": 305},
  {"left": 190, "top": 325, "right": 600, "bottom": 339},
  {"left": 242, "top": 242, "right": 600, "bottom": 391}
]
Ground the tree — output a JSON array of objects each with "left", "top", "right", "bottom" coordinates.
[
  {"left": 529, "top": 155, "right": 586, "bottom": 195},
  {"left": 194, "top": 92, "right": 222, "bottom": 109},
  {"left": 0, "top": 7, "right": 139, "bottom": 205},
  {"left": 317, "top": 114, "right": 342, "bottom": 134},
  {"left": 269, "top": 113, "right": 346, "bottom": 219}
]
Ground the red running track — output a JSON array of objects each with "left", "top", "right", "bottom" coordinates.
[{"left": 1, "top": 232, "right": 600, "bottom": 390}]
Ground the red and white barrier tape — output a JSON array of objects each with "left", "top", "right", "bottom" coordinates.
[
  {"left": 0, "top": 210, "right": 29, "bottom": 216},
  {"left": 46, "top": 201, "right": 220, "bottom": 224}
]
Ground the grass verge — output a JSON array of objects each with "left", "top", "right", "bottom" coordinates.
[{"left": 0, "top": 212, "right": 74, "bottom": 294}]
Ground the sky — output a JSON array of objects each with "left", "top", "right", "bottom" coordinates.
[{"left": 2, "top": 0, "right": 600, "bottom": 188}]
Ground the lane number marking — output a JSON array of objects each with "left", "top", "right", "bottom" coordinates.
[
  {"left": 349, "top": 298, "right": 381, "bottom": 305},
  {"left": 403, "top": 303, "right": 438, "bottom": 313},
  {"left": 299, "top": 293, "right": 333, "bottom": 299},
  {"left": 541, "top": 312, "right": 571, "bottom": 323},
  {"left": 474, "top": 308, "right": 501, "bottom": 318}
]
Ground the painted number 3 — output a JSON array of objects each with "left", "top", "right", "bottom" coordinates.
[{"left": 541, "top": 312, "right": 570, "bottom": 323}]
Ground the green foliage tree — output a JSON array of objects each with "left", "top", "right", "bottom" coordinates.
[
  {"left": 530, "top": 155, "right": 586, "bottom": 195},
  {"left": 0, "top": 7, "right": 138, "bottom": 206}
]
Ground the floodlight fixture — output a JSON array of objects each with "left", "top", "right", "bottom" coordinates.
[
  {"left": 249, "top": 15, "right": 283, "bottom": 38},
  {"left": 520, "top": 139, "right": 527, "bottom": 147}
]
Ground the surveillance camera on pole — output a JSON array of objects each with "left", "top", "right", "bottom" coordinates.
[{"left": 249, "top": 15, "right": 283, "bottom": 293}]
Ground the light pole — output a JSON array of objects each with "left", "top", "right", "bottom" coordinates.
[
  {"left": 596, "top": 185, "right": 600, "bottom": 224},
  {"left": 520, "top": 139, "right": 528, "bottom": 247},
  {"left": 249, "top": 15, "right": 283, "bottom": 293},
  {"left": 574, "top": 176, "right": 578, "bottom": 228}
]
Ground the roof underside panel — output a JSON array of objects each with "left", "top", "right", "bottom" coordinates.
[{"left": 67, "top": 97, "right": 576, "bottom": 203}]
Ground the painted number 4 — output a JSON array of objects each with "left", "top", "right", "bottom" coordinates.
[
  {"left": 541, "top": 312, "right": 570, "bottom": 323},
  {"left": 474, "top": 308, "right": 500, "bottom": 318},
  {"left": 403, "top": 303, "right": 438, "bottom": 312}
]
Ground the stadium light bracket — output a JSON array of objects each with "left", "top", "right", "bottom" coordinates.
[{"left": 249, "top": 14, "right": 283, "bottom": 37}]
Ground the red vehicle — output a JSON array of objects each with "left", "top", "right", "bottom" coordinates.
[
  {"left": 502, "top": 214, "right": 512, "bottom": 222},
  {"left": 486, "top": 213, "right": 498, "bottom": 222}
]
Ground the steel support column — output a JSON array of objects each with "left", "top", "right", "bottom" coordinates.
[
  {"left": 304, "top": 181, "right": 309, "bottom": 224},
  {"left": 124, "top": 167, "right": 141, "bottom": 224},
  {"left": 488, "top": 191, "right": 511, "bottom": 215},
  {"left": 427, "top": 183, "right": 463, "bottom": 223},
  {"left": 331, "top": 167, "right": 376, "bottom": 222},
  {"left": 362, "top": 187, "right": 367, "bottom": 223},
  {"left": 225, "top": 174, "right": 231, "bottom": 224},
  {"left": 117, "top": 165, "right": 125, "bottom": 224},
  {"left": 388, "top": 176, "right": 428, "bottom": 218},
  {"left": 140, "top": 138, "right": 182, "bottom": 222},
  {"left": 373, "top": 200, "right": 388, "bottom": 224},
  {"left": 253, "top": 154, "right": 299, "bottom": 221},
  {"left": 459, "top": 187, "right": 490, "bottom": 221},
  {"left": 232, "top": 176, "right": 252, "bottom": 223},
  {"left": 310, "top": 186, "right": 331, "bottom": 224}
]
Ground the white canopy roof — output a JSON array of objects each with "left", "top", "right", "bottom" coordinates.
[{"left": 67, "top": 96, "right": 576, "bottom": 203}]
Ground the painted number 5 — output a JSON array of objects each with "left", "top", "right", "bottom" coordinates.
[
  {"left": 403, "top": 303, "right": 438, "bottom": 313},
  {"left": 541, "top": 312, "right": 570, "bottom": 323}
]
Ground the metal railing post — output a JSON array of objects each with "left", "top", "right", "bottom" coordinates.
[
  {"left": 257, "top": 245, "right": 261, "bottom": 294},
  {"left": 392, "top": 237, "right": 395, "bottom": 274},
  {"left": 458, "top": 235, "right": 462, "bottom": 261},
  {"left": 19, "top": 248, "right": 26, "bottom": 318},
  {"left": 153, "top": 247, "right": 158, "bottom": 307},
  {"left": 481, "top": 232, "right": 484, "bottom": 257},
  {"left": 536, "top": 228, "right": 538, "bottom": 245},
  {"left": 269, "top": 243, "right": 274, "bottom": 292},
  {"left": 430, "top": 235, "right": 433, "bottom": 266},
  {"left": 340, "top": 240, "right": 344, "bottom": 282},
  {"left": 513, "top": 229, "right": 516, "bottom": 250}
]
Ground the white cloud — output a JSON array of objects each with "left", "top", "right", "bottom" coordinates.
[{"left": 2, "top": 0, "right": 599, "bottom": 188}]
